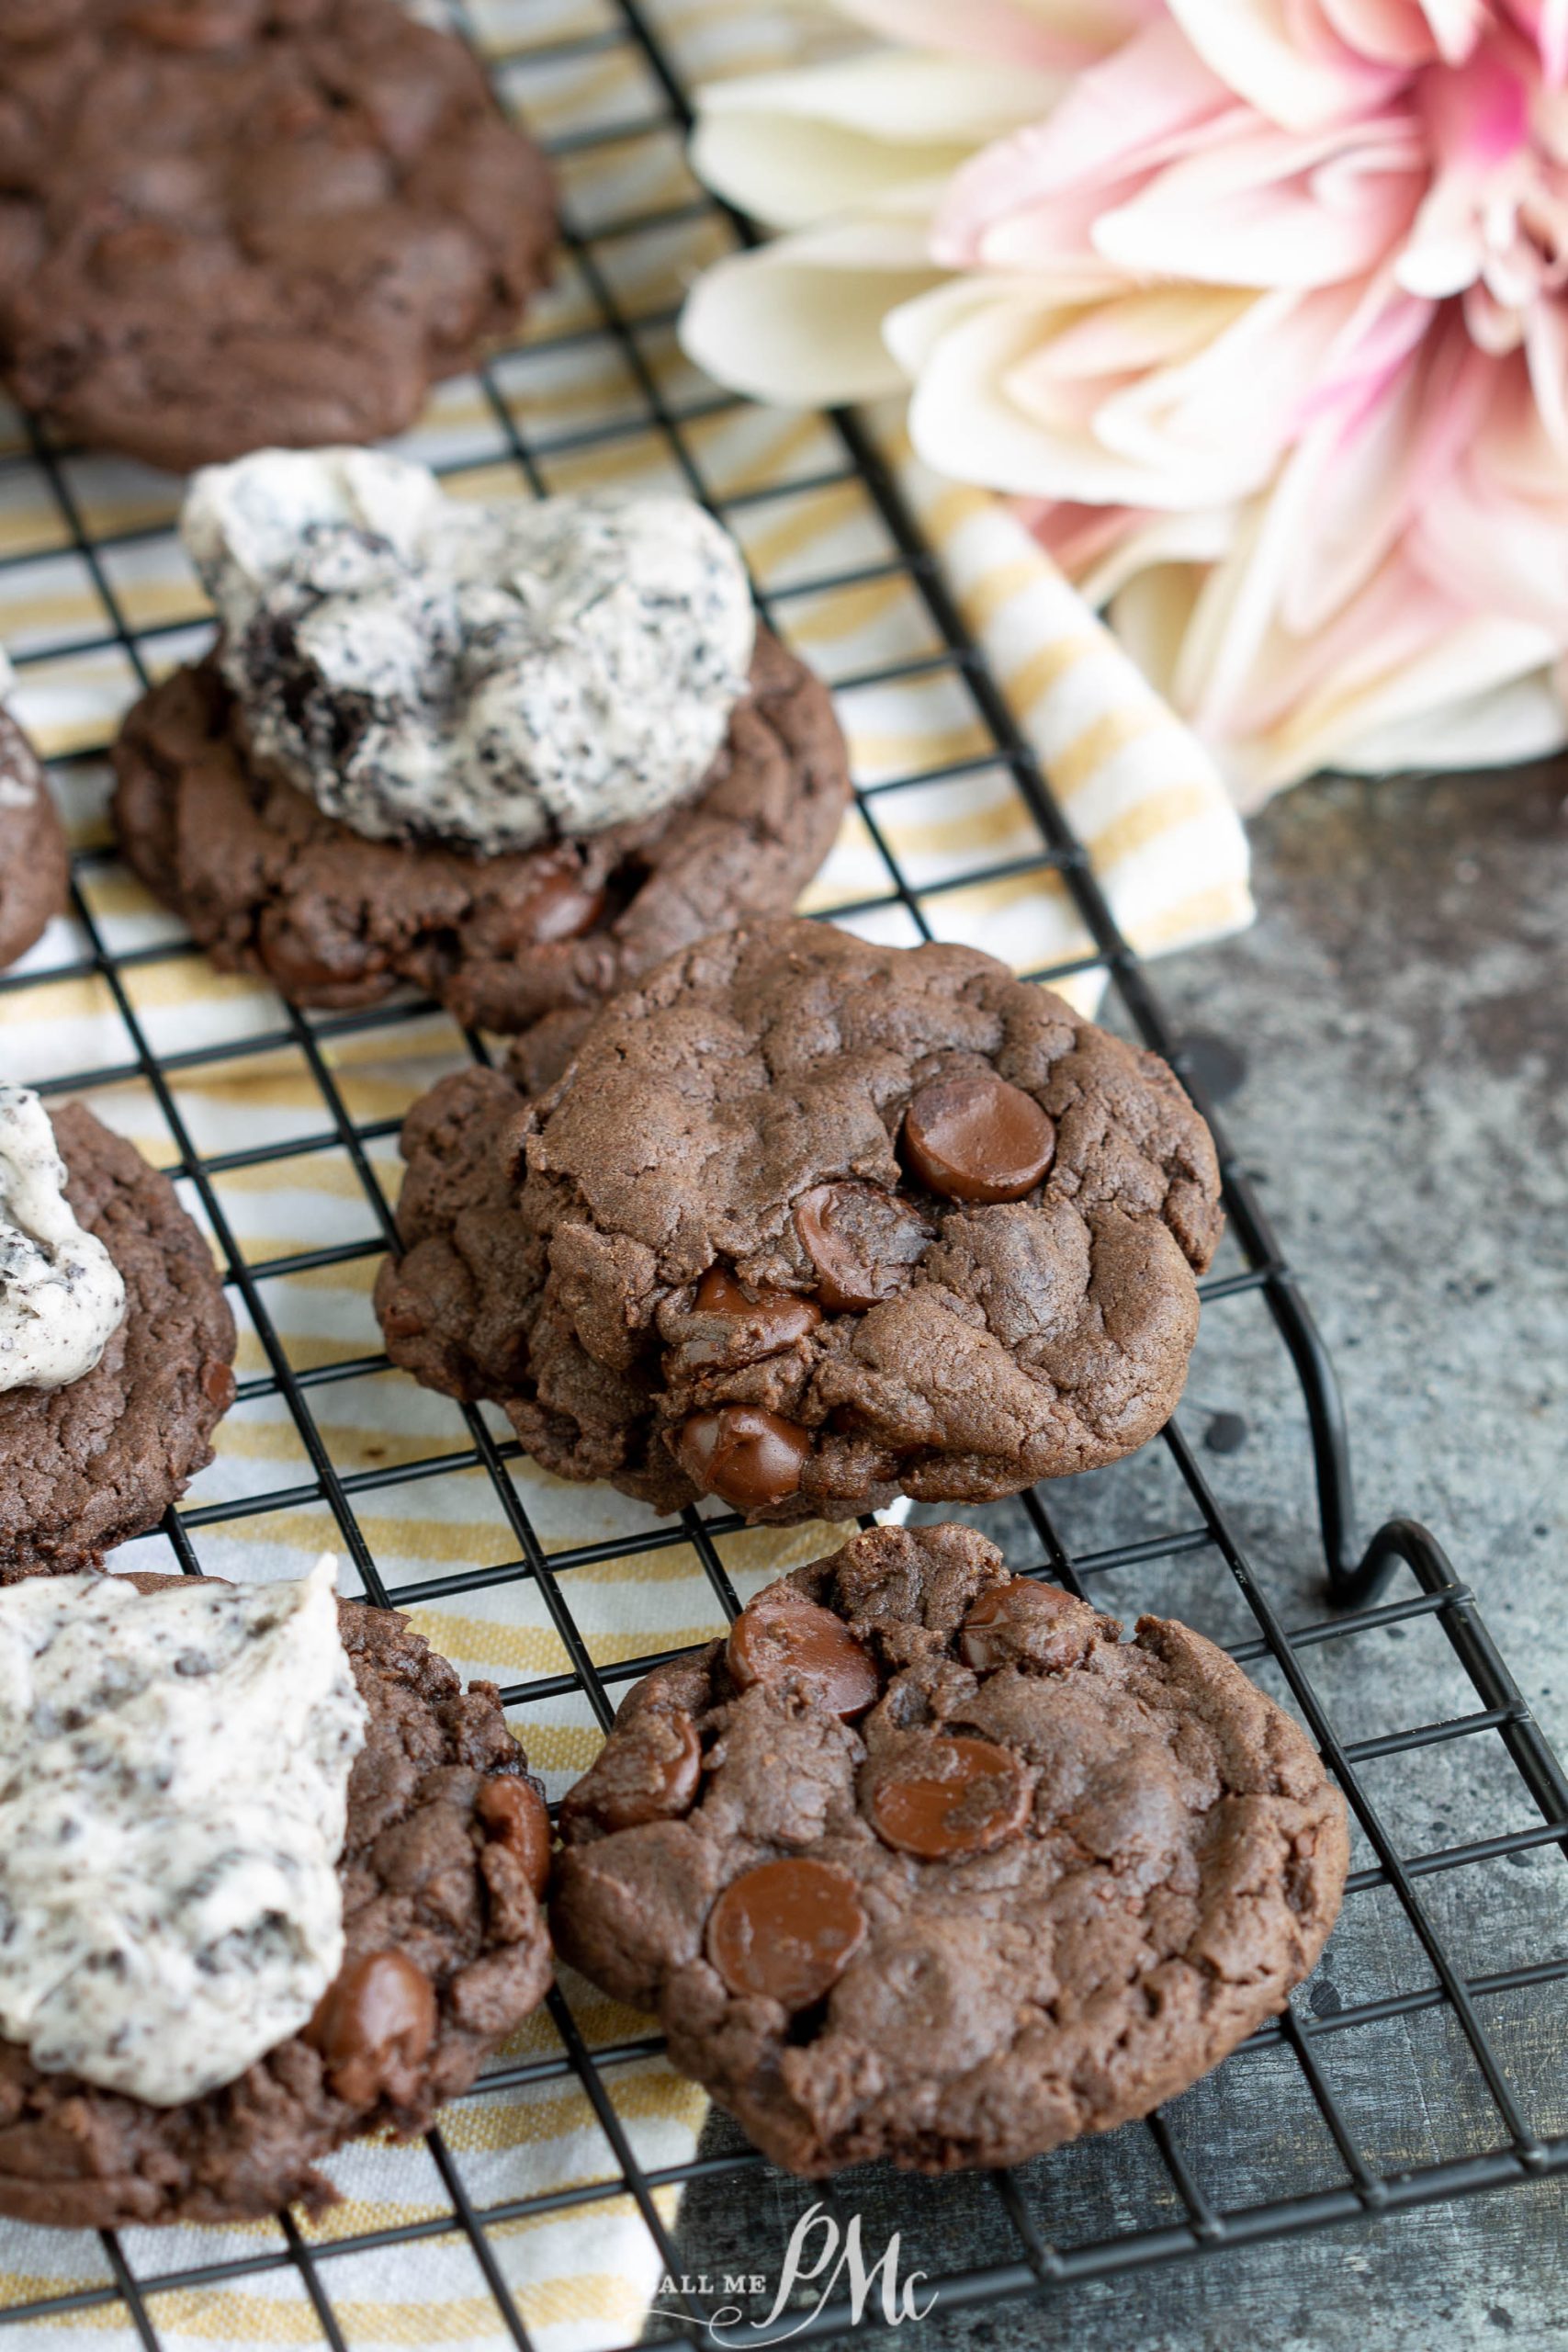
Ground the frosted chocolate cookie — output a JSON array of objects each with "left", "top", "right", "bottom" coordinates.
[
  {"left": 0, "top": 1561, "right": 553, "bottom": 2226},
  {"left": 0, "top": 695, "right": 69, "bottom": 970},
  {"left": 375, "top": 919, "right": 1223, "bottom": 1524},
  {"left": 0, "top": 0, "right": 554, "bottom": 472},
  {"left": 112, "top": 451, "right": 852, "bottom": 1053},
  {"left": 551, "top": 1523, "right": 1348, "bottom": 2175},
  {"left": 0, "top": 1088, "right": 236, "bottom": 1577}
]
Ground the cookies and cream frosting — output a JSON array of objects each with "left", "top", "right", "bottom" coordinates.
[
  {"left": 0, "top": 1085, "right": 125, "bottom": 1393},
  {"left": 0, "top": 1557, "right": 367, "bottom": 2107},
  {"left": 182, "top": 447, "right": 757, "bottom": 856}
]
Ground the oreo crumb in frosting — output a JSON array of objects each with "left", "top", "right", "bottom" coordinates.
[
  {"left": 0, "top": 1559, "right": 366, "bottom": 2108},
  {"left": 0, "top": 1085, "right": 125, "bottom": 1394},
  {"left": 183, "top": 447, "right": 758, "bottom": 856}
]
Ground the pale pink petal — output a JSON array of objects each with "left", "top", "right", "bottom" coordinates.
[
  {"left": 1524, "top": 293, "right": 1568, "bottom": 446},
  {"left": 932, "top": 17, "right": 1235, "bottom": 265},
  {"left": 1415, "top": 0, "right": 1489, "bottom": 65},
  {"left": 1319, "top": 0, "right": 1448, "bottom": 66},
  {"left": 1095, "top": 118, "right": 1424, "bottom": 286},
  {"left": 1166, "top": 0, "right": 1405, "bottom": 129}
]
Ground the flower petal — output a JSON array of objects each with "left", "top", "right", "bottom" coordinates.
[
  {"left": 680, "top": 215, "right": 945, "bottom": 403},
  {"left": 933, "top": 17, "right": 1234, "bottom": 264},
  {"left": 1167, "top": 0, "right": 1405, "bottom": 129},
  {"left": 692, "top": 52, "right": 1057, "bottom": 230},
  {"left": 1096, "top": 118, "right": 1424, "bottom": 286},
  {"left": 831, "top": 0, "right": 1146, "bottom": 71}
]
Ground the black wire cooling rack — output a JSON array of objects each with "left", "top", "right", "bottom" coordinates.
[{"left": 0, "top": 1, "right": 1564, "bottom": 2344}]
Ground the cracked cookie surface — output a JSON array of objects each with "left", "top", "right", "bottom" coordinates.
[
  {"left": 550, "top": 1523, "right": 1348, "bottom": 2175},
  {"left": 0, "top": 1590, "right": 553, "bottom": 2225},
  {"left": 376, "top": 919, "right": 1224, "bottom": 1523},
  {"left": 113, "top": 636, "right": 852, "bottom": 1057},
  {"left": 0, "top": 0, "right": 555, "bottom": 471}
]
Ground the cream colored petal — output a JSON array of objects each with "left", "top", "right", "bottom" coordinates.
[
  {"left": 1330, "top": 663, "right": 1566, "bottom": 773},
  {"left": 690, "top": 51, "right": 1057, "bottom": 229},
  {"left": 680, "top": 221, "right": 943, "bottom": 403},
  {"left": 907, "top": 288, "right": 1290, "bottom": 506},
  {"left": 832, "top": 0, "right": 1143, "bottom": 69}
]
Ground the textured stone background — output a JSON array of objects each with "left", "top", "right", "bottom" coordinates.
[{"left": 663, "top": 759, "right": 1568, "bottom": 2349}]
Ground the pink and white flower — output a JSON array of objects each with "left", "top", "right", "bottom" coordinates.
[{"left": 682, "top": 0, "right": 1568, "bottom": 798}]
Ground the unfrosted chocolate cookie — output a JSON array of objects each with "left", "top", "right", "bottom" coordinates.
[
  {"left": 376, "top": 920, "right": 1223, "bottom": 1523},
  {"left": 552, "top": 1524, "right": 1348, "bottom": 2175},
  {"left": 0, "top": 0, "right": 554, "bottom": 471},
  {"left": 0, "top": 1589, "right": 553, "bottom": 2226},
  {"left": 0, "top": 1102, "right": 236, "bottom": 1577},
  {"left": 111, "top": 633, "right": 852, "bottom": 1046},
  {"left": 0, "top": 708, "right": 68, "bottom": 969}
]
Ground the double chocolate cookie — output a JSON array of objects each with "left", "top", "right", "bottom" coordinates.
[
  {"left": 0, "top": 1103, "right": 236, "bottom": 1577},
  {"left": 376, "top": 920, "right": 1223, "bottom": 1523},
  {"left": 551, "top": 1524, "right": 1348, "bottom": 2175},
  {"left": 0, "top": 707, "right": 68, "bottom": 970},
  {"left": 112, "top": 632, "right": 852, "bottom": 1051},
  {"left": 0, "top": 1591, "right": 553, "bottom": 2226},
  {"left": 0, "top": 0, "right": 555, "bottom": 471}
]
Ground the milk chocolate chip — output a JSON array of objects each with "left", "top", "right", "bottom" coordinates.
[
  {"left": 518, "top": 870, "right": 608, "bottom": 946},
  {"left": 728, "top": 1589, "right": 879, "bottom": 1718},
  {"left": 307, "top": 1950, "right": 437, "bottom": 2106},
  {"left": 868, "top": 1735, "right": 1030, "bottom": 1859},
  {"left": 477, "top": 1774, "right": 553, "bottom": 1898},
  {"left": 794, "top": 1182, "right": 931, "bottom": 1311},
  {"left": 901, "top": 1073, "right": 1055, "bottom": 1204},
  {"left": 706, "top": 1858, "right": 867, "bottom": 2007},
  {"left": 961, "top": 1577, "right": 1104, "bottom": 1675},
  {"left": 682, "top": 1268, "right": 822, "bottom": 1366},
  {"left": 675, "top": 1406, "right": 811, "bottom": 1510},
  {"left": 563, "top": 1711, "right": 703, "bottom": 1834}
]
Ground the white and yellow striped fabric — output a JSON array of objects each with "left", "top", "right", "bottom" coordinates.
[{"left": 0, "top": 2, "right": 1249, "bottom": 2345}]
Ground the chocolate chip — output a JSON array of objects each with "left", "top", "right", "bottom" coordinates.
[
  {"left": 675, "top": 1406, "right": 811, "bottom": 1510},
  {"left": 125, "top": 0, "right": 262, "bottom": 46},
  {"left": 519, "top": 870, "right": 608, "bottom": 946},
  {"left": 901, "top": 1073, "right": 1055, "bottom": 1204},
  {"left": 728, "top": 1589, "right": 879, "bottom": 1718},
  {"left": 867, "top": 1735, "right": 1030, "bottom": 1859},
  {"left": 961, "top": 1578, "right": 1102, "bottom": 1675},
  {"left": 476, "top": 1775, "right": 552, "bottom": 1898},
  {"left": 306, "top": 1949, "right": 437, "bottom": 2107},
  {"left": 793, "top": 1182, "right": 931, "bottom": 1311},
  {"left": 682, "top": 1268, "right": 822, "bottom": 1366},
  {"left": 705, "top": 1858, "right": 866, "bottom": 2007},
  {"left": 563, "top": 1712, "right": 703, "bottom": 1834}
]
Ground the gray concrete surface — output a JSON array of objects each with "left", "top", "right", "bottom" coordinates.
[{"left": 662, "top": 757, "right": 1568, "bottom": 2350}]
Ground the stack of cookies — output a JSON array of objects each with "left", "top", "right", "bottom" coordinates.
[{"left": 0, "top": 0, "right": 1346, "bottom": 2235}]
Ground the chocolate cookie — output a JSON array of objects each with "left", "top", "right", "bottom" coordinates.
[
  {"left": 375, "top": 920, "right": 1223, "bottom": 1523},
  {"left": 0, "top": 1102, "right": 236, "bottom": 1577},
  {"left": 0, "top": 0, "right": 554, "bottom": 471},
  {"left": 0, "top": 1589, "right": 553, "bottom": 2226},
  {"left": 111, "top": 633, "right": 852, "bottom": 1048},
  {"left": 551, "top": 1524, "right": 1348, "bottom": 2175},
  {"left": 0, "top": 708, "right": 68, "bottom": 969}
]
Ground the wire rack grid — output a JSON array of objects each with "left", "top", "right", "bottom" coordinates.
[{"left": 0, "top": 1, "right": 1563, "bottom": 2345}]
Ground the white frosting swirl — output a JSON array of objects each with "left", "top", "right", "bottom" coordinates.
[
  {"left": 0, "top": 1558, "right": 367, "bottom": 2107},
  {"left": 0, "top": 1086, "right": 125, "bottom": 1392},
  {"left": 181, "top": 447, "right": 757, "bottom": 856}
]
